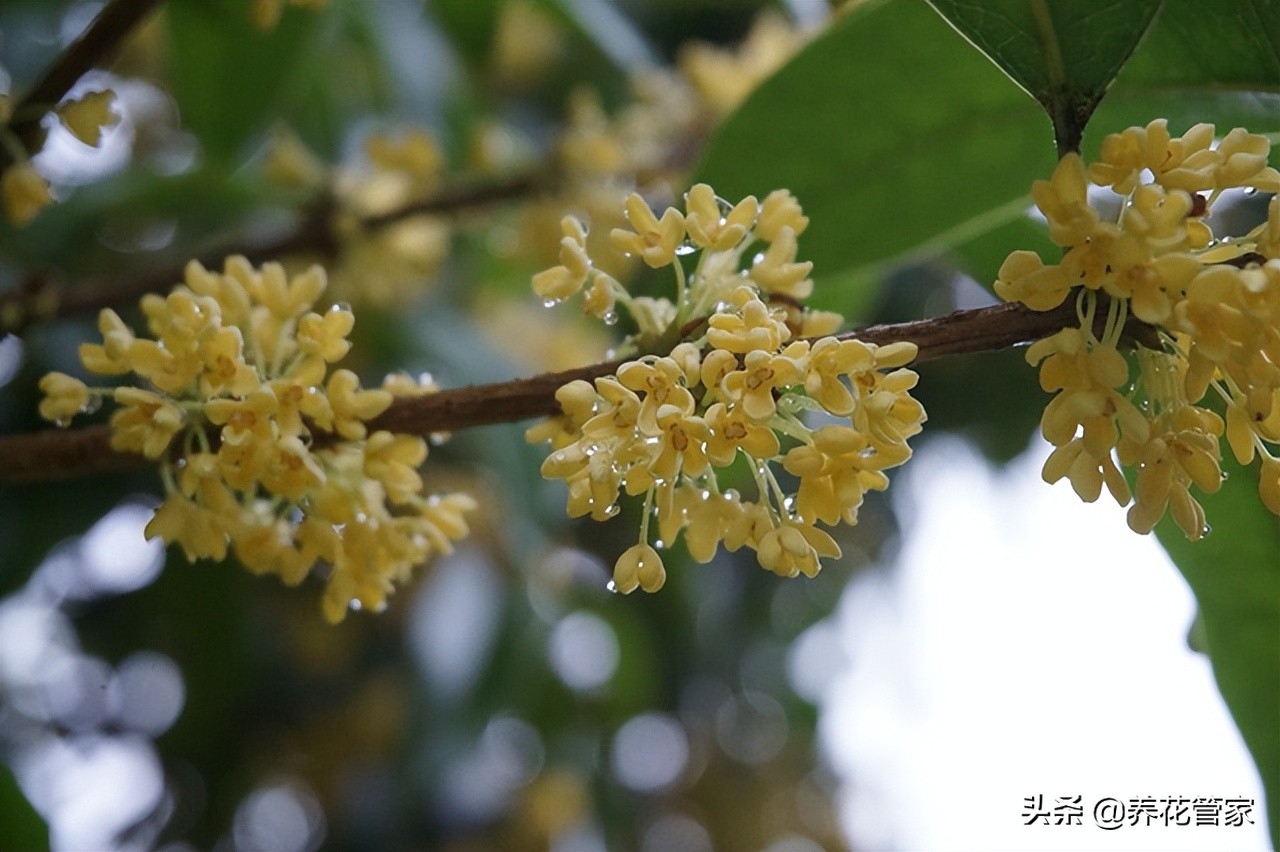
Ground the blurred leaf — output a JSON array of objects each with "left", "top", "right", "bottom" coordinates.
[
  {"left": 1154, "top": 456, "right": 1280, "bottom": 846},
  {"left": 927, "top": 0, "right": 1162, "bottom": 153},
  {"left": 0, "top": 765, "right": 46, "bottom": 851},
  {"left": 166, "top": 0, "right": 321, "bottom": 164},
  {"left": 425, "top": 0, "right": 507, "bottom": 72},
  {"left": 695, "top": 0, "right": 1056, "bottom": 312}
]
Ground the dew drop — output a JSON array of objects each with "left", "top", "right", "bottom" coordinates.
[
  {"left": 604, "top": 504, "right": 621, "bottom": 518},
  {"left": 333, "top": 302, "right": 352, "bottom": 314},
  {"left": 1220, "top": 470, "right": 1229, "bottom": 482},
  {"left": 724, "top": 489, "right": 740, "bottom": 501},
  {"left": 349, "top": 599, "right": 363, "bottom": 612},
  {"left": 715, "top": 196, "right": 734, "bottom": 218},
  {"left": 543, "top": 299, "right": 560, "bottom": 309},
  {"left": 654, "top": 539, "right": 665, "bottom": 549},
  {"left": 1201, "top": 523, "right": 1212, "bottom": 537},
  {"left": 674, "top": 241, "right": 698, "bottom": 256},
  {"left": 602, "top": 310, "right": 619, "bottom": 326},
  {"left": 428, "top": 432, "right": 448, "bottom": 446},
  {"left": 752, "top": 251, "right": 766, "bottom": 266},
  {"left": 54, "top": 417, "right": 70, "bottom": 428},
  {"left": 606, "top": 580, "right": 619, "bottom": 594},
  {"left": 1244, "top": 187, "right": 1259, "bottom": 196},
  {"left": 81, "top": 395, "right": 103, "bottom": 415}
]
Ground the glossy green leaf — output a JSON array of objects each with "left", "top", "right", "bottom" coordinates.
[
  {"left": 1154, "top": 456, "right": 1280, "bottom": 846},
  {"left": 166, "top": 0, "right": 320, "bottom": 164},
  {"left": 695, "top": 0, "right": 1055, "bottom": 315},
  {"left": 1087, "top": 0, "right": 1280, "bottom": 149},
  {"left": 927, "top": 0, "right": 1163, "bottom": 153}
]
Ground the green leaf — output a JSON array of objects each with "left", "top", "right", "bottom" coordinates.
[
  {"left": 166, "top": 0, "right": 321, "bottom": 164},
  {"left": 695, "top": 0, "right": 1055, "bottom": 315},
  {"left": 0, "top": 765, "right": 46, "bottom": 851},
  {"left": 927, "top": 0, "right": 1163, "bottom": 154},
  {"left": 1154, "top": 456, "right": 1280, "bottom": 846},
  {"left": 1087, "top": 0, "right": 1280, "bottom": 149}
]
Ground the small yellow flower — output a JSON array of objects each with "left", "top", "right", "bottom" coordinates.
[
  {"left": 721, "top": 347, "right": 807, "bottom": 420},
  {"left": 78, "top": 309, "right": 136, "bottom": 375},
  {"left": 750, "top": 226, "right": 813, "bottom": 299},
  {"left": 55, "top": 90, "right": 119, "bottom": 147},
  {"left": 704, "top": 401, "right": 780, "bottom": 466},
  {"left": 706, "top": 291, "right": 790, "bottom": 353},
  {"left": 684, "top": 183, "right": 758, "bottom": 251},
  {"left": 533, "top": 217, "right": 592, "bottom": 302},
  {"left": 110, "top": 388, "right": 185, "bottom": 458},
  {"left": 297, "top": 305, "right": 355, "bottom": 363},
  {"left": 145, "top": 494, "right": 228, "bottom": 562},
  {"left": 610, "top": 193, "right": 685, "bottom": 268},
  {"left": 1031, "top": 153, "right": 1098, "bottom": 248},
  {"left": 756, "top": 520, "right": 840, "bottom": 579},
  {"left": 756, "top": 189, "right": 808, "bottom": 242},
  {"left": 364, "top": 431, "right": 428, "bottom": 504},
  {"left": 3, "top": 162, "right": 52, "bottom": 226},
  {"left": 327, "top": 369, "right": 393, "bottom": 440},
  {"left": 38, "top": 372, "right": 90, "bottom": 424},
  {"left": 612, "top": 543, "right": 666, "bottom": 593}
]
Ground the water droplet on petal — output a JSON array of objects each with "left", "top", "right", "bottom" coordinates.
[
  {"left": 1200, "top": 524, "right": 1212, "bottom": 537},
  {"left": 543, "top": 299, "right": 560, "bottom": 309},
  {"left": 81, "top": 395, "right": 103, "bottom": 415},
  {"left": 333, "top": 302, "right": 352, "bottom": 314},
  {"left": 654, "top": 540, "right": 665, "bottom": 549},
  {"left": 674, "top": 241, "right": 697, "bottom": 256},
  {"left": 602, "top": 310, "right": 619, "bottom": 326},
  {"left": 724, "top": 489, "right": 740, "bottom": 501},
  {"left": 349, "top": 599, "right": 363, "bottom": 611},
  {"left": 604, "top": 504, "right": 620, "bottom": 518},
  {"left": 1220, "top": 470, "right": 1229, "bottom": 482},
  {"left": 606, "top": 580, "right": 618, "bottom": 594},
  {"left": 715, "top": 196, "right": 734, "bottom": 218}
]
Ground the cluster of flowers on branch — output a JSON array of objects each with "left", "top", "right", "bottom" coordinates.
[
  {"left": 527, "top": 185, "right": 926, "bottom": 592},
  {"left": 39, "top": 256, "right": 474, "bottom": 622},
  {"left": 997, "top": 120, "right": 1280, "bottom": 537}
]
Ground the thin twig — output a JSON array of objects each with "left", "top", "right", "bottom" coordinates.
[
  {"left": 0, "top": 300, "right": 1087, "bottom": 485},
  {"left": 1, "top": 0, "right": 166, "bottom": 171},
  {"left": 0, "top": 172, "right": 547, "bottom": 337}
]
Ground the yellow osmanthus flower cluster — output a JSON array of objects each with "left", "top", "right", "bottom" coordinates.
[
  {"left": 38, "top": 256, "right": 475, "bottom": 622},
  {"left": 996, "top": 120, "right": 1280, "bottom": 538},
  {"left": 527, "top": 186, "right": 926, "bottom": 593},
  {"left": 513, "top": 11, "right": 816, "bottom": 282},
  {"left": 1, "top": 89, "right": 119, "bottom": 226},
  {"left": 262, "top": 128, "right": 451, "bottom": 307}
]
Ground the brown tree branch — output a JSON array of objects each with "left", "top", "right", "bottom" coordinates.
[
  {"left": 0, "top": 172, "right": 549, "bottom": 337},
  {"left": 0, "top": 300, "right": 1087, "bottom": 486},
  {"left": 1, "top": 0, "right": 166, "bottom": 171}
]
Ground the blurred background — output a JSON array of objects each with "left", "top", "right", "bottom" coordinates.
[{"left": 0, "top": 0, "right": 1268, "bottom": 849}]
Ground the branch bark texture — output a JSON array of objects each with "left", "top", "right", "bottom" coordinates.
[{"left": 0, "top": 301, "right": 1081, "bottom": 485}]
